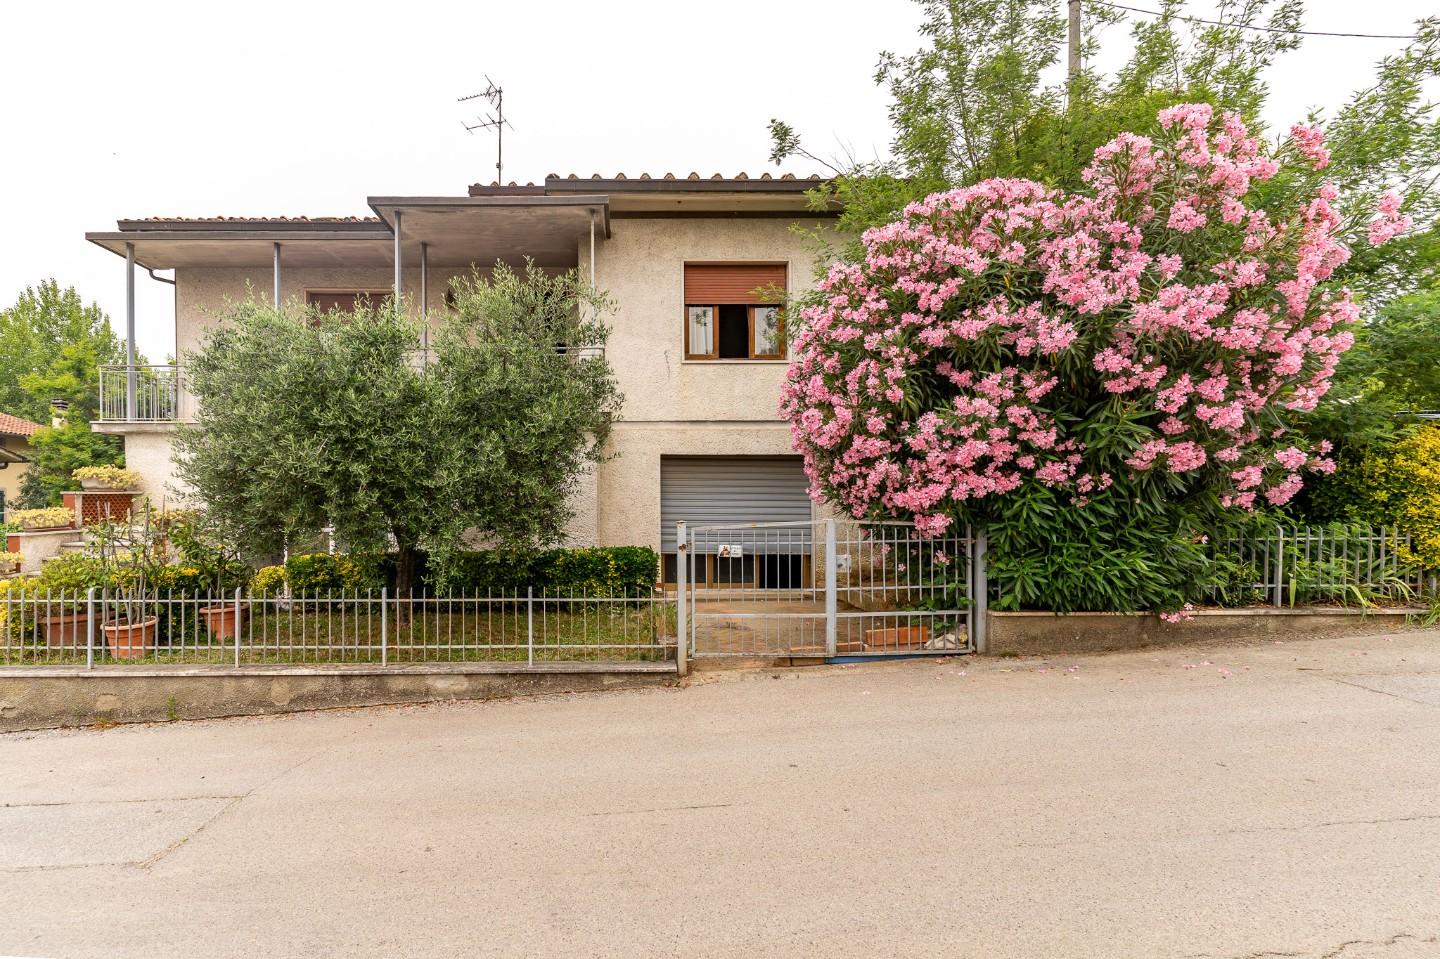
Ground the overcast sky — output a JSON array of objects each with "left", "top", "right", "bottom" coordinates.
[{"left": 0, "top": 0, "right": 1431, "bottom": 361}]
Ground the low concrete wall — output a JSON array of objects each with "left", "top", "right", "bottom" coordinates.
[
  {"left": 986, "top": 608, "right": 1420, "bottom": 657},
  {"left": 0, "top": 662, "right": 677, "bottom": 733}
]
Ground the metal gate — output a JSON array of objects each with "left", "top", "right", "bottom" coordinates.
[{"left": 676, "top": 519, "right": 986, "bottom": 662}]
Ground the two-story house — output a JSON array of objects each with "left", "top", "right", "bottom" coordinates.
[{"left": 86, "top": 173, "right": 840, "bottom": 583}]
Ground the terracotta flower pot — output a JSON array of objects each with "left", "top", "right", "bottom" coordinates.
[
  {"left": 38, "top": 611, "right": 93, "bottom": 649},
  {"left": 102, "top": 617, "right": 158, "bottom": 660},
  {"left": 199, "top": 605, "right": 246, "bottom": 640},
  {"left": 863, "top": 625, "right": 931, "bottom": 651}
]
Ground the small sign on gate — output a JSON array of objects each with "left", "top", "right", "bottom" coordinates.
[
  {"left": 716, "top": 544, "right": 744, "bottom": 559},
  {"left": 834, "top": 553, "right": 852, "bottom": 573}
]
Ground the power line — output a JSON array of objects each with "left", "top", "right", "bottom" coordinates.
[{"left": 1090, "top": 1, "right": 1420, "bottom": 40}]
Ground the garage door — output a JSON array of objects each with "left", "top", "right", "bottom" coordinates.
[{"left": 660, "top": 456, "right": 812, "bottom": 553}]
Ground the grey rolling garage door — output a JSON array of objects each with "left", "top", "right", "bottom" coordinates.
[{"left": 660, "top": 456, "right": 813, "bottom": 553}]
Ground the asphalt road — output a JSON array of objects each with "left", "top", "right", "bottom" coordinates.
[{"left": 3, "top": 631, "right": 1440, "bottom": 958}]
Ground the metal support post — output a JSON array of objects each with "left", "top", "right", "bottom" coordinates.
[
  {"left": 1273, "top": 529, "right": 1285, "bottom": 608},
  {"left": 824, "top": 519, "right": 837, "bottom": 658},
  {"left": 272, "top": 241, "right": 282, "bottom": 307},
  {"left": 392, "top": 210, "right": 403, "bottom": 305},
  {"left": 675, "top": 522, "right": 689, "bottom": 676},
  {"left": 125, "top": 242, "right": 137, "bottom": 421},
  {"left": 233, "top": 587, "right": 243, "bottom": 667},
  {"left": 972, "top": 529, "right": 989, "bottom": 654},
  {"left": 419, "top": 241, "right": 429, "bottom": 362},
  {"left": 526, "top": 586, "right": 535, "bottom": 667},
  {"left": 380, "top": 587, "right": 389, "bottom": 665},
  {"left": 86, "top": 587, "right": 96, "bottom": 669}
]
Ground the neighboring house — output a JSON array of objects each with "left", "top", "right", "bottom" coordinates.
[
  {"left": 0, "top": 412, "right": 43, "bottom": 513},
  {"left": 86, "top": 173, "right": 841, "bottom": 583}
]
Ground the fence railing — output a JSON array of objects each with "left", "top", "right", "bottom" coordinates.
[
  {"left": 97, "top": 365, "right": 193, "bottom": 423},
  {"left": 1210, "top": 525, "right": 1428, "bottom": 608},
  {"left": 0, "top": 588, "right": 676, "bottom": 668}
]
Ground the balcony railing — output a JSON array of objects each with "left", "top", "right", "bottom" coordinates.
[{"left": 97, "top": 365, "right": 193, "bottom": 423}]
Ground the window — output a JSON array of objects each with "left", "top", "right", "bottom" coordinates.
[
  {"left": 306, "top": 290, "right": 392, "bottom": 313},
  {"left": 683, "top": 264, "right": 786, "bottom": 361}
]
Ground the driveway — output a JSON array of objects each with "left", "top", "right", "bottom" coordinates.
[{"left": 3, "top": 630, "right": 1439, "bottom": 958}]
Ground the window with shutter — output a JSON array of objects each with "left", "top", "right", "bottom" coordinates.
[{"left": 682, "top": 264, "right": 787, "bottom": 361}]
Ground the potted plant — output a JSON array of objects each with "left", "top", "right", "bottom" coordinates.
[
  {"left": 30, "top": 554, "right": 107, "bottom": 648},
  {"left": 168, "top": 512, "right": 251, "bottom": 640},
  {"left": 91, "top": 519, "right": 162, "bottom": 661},
  {"left": 11, "top": 507, "right": 75, "bottom": 532},
  {"left": 0, "top": 550, "right": 22, "bottom": 575},
  {"left": 72, "top": 465, "right": 142, "bottom": 491}
]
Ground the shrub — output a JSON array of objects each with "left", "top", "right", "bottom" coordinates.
[
  {"left": 781, "top": 103, "right": 1411, "bottom": 611},
  {"left": 276, "top": 553, "right": 383, "bottom": 596},
  {"left": 11, "top": 507, "right": 74, "bottom": 530},
  {"left": 1337, "top": 428, "right": 1440, "bottom": 569},
  {"left": 249, "top": 565, "right": 286, "bottom": 598},
  {"left": 71, "top": 465, "right": 142, "bottom": 489},
  {"left": 427, "top": 546, "right": 658, "bottom": 596},
  {"left": 0, "top": 551, "right": 22, "bottom": 568},
  {"left": 33, "top": 554, "right": 108, "bottom": 593}
]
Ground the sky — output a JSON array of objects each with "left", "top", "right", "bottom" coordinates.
[{"left": 0, "top": 0, "right": 1432, "bottom": 361}]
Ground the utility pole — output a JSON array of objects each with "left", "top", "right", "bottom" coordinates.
[{"left": 1067, "top": 0, "right": 1082, "bottom": 83}]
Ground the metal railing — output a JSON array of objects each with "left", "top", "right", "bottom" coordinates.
[
  {"left": 1211, "top": 524, "right": 1428, "bottom": 608},
  {"left": 0, "top": 588, "right": 676, "bottom": 667},
  {"left": 97, "top": 365, "right": 192, "bottom": 423}
]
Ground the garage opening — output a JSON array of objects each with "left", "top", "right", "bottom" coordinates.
[{"left": 660, "top": 455, "right": 813, "bottom": 587}]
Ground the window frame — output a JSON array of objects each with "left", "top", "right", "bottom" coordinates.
[
  {"left": 684, "top": 305, "right": 719, "bottom": 360},
  {"left": 304, "top": 289, "right": 394, "bottom": 313},
  {"left": 682, "top": 262, "right": 788, "bottom": 363},
  {"left": 749, "top": 305, "right": 785, "bottom": 360}
]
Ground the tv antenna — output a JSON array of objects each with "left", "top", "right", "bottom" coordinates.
[{"left": 459, "top": 76, "right": 514, "bottom": 184}]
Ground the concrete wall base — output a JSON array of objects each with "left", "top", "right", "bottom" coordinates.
[
  {"left": 986, "top": 608, "right": 1421, "bottom": 657},
  {"left": 0, "top": 662, "right": 677, "bottom": 733}
]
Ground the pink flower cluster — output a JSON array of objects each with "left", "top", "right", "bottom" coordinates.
[{"left": 780, "top": 105, "right": 1408, "bottom": 534}]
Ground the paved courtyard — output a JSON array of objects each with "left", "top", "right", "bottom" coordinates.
[{"left": 3, "top": 629, "right": 1440, "bottom": 958}]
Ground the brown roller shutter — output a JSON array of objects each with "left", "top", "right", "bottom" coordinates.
[{"left": 684, "top": 264, "right": 786, "bottom": 304}]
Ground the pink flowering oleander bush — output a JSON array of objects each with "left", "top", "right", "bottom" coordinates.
[{"left": 781, "top": 104, "right": 1411, "bottom": 613}]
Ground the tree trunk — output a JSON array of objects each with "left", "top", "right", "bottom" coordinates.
[{"left": 395, "top": 544, "right": 418, "bottom": 627}]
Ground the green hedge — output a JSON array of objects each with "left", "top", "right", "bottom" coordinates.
[{"left": 419, "top": 546, "right": 658, "bottom": 596}]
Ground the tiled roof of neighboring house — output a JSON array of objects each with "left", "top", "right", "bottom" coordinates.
[
  {"left": 468, "top": 172, "right": 827, "bottom": 196},
  {"left": 127, "top": 215, "right": 382, "bottom": 223},
  {"left": 0, "top": 412, "right": 44, "bottom": 437},
  {"left": 114, "top": 215, "right": 388, "bottom": 233}
]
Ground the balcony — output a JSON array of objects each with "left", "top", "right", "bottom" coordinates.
[{"left": 96, "top": 365, "right": 194, "bottom": 425}]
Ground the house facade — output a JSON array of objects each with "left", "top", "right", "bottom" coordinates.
[
  {"left": 0, "top": 412, "right": 42, "bottom": 512},
  {"left": 87, "top": 174, "right": 840, "bottom": 581}
]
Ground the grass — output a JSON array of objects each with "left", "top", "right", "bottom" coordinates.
[{"left": 0, "top": 602, "right": 677, "bottom": 667}]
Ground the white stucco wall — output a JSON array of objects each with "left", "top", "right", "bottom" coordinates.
[
  {"left": 123, "top": 431, "right": 188, "bottom": 509},
  {"left": 124, "top": 216, "right": 838, "bottom": 556},
  {"left": 588, "top": 217, "right": 839, "bottom": 552},
  {"left": 174, "top": 266, "right": 464, "bottom": 361}
]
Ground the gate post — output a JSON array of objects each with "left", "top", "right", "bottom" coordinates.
[
  {"left": 1273, "top": 527, "right": 1285, "bottom": 608},
  {"left": 972, "top": 528, "right": 989, "bottom": 654},
  {"left": 824, "top": 519, "right": 837, "bottom": 658},
  {"left": 675, "top": 522, "right": 689, "bottom": 677}
]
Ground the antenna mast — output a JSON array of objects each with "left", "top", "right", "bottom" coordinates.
[{"left": 459, "top": 76, "right": 515, "bottom": 184}]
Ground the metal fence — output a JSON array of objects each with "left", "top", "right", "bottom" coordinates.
[
  {"left": 1210, "top": 525, "right": 1427, "bottom": 608},
  {"left": 0, "top": 588, "right": 676, "bottom": 668},
  {"left": 678, "top": 519, "right": 984, "bottom": 659}
]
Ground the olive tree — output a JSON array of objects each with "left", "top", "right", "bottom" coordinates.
[{"left": 174, "top": 263, "right": 622, "bottom": 602}]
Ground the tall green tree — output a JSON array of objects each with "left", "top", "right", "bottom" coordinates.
[
  {"left": 1, "top": 281, "right": 128, "bottom": 507},
  {"left": 174, "top": 263, "right": 622, "bottom": 603},
  {"left": 771, "top": 1, "right": 1439, "bottom": 297},
  {"left": 0, "top": 280, "right": 125, "bottom": 422}
]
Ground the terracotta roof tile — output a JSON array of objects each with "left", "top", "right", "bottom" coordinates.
[
  {"left": 130, "top": 215, "right": 382, "bottom": 224},
  {"left": 0, "top": 412, "right": 44, "bottom": 437}
]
